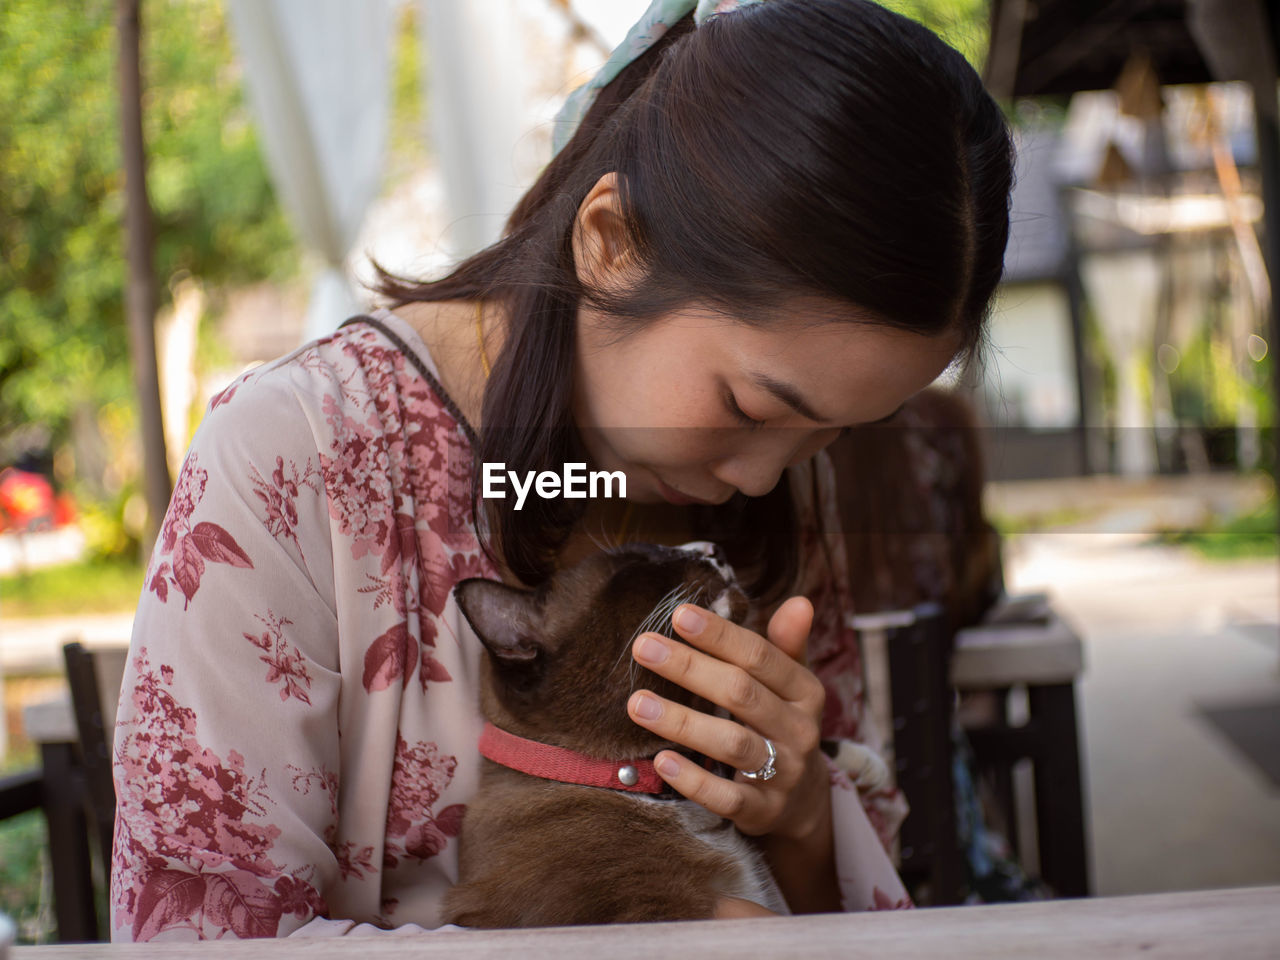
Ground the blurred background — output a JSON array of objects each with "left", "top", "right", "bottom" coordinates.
[{"left": 1, "top": 0, "right": 1278, "bottom": 944}]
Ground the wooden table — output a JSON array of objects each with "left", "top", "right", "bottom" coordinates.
[{"left": 12, "top": 887, "right": 1280, "bottom": 958}]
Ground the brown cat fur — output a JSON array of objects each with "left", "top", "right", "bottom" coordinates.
[{"left": 442, "top": 542, "right": 785, "bottom": 927}]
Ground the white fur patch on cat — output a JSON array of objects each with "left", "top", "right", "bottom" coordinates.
[{"left": 633, "top": 796, "right": 791, "bottom": 915}]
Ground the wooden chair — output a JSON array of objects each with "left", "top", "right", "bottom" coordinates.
[
  {"left": 16, "top": 642, "right": 128, "bottom": 942},
  {"left": 17, "top": 689, "right": 96, "bottom": 942},
  {"left": 852, "top": 603, "right": 966, "bottom": 905},
  {"left": 950, "top": 596, "right": 1090, "bottom": 898},
  {"left": 854, "top": 594, "right": 1091, "bottom": 905},
  {"left": 63, "top": 642, "right": 128, "bottom": 890}
]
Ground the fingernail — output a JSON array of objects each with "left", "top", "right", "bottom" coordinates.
[
  {"left": 655, "top": 754, "right": 680, "bottom": 777},
  {"left": 634, "top": 634, "right": 669, "bottom": 665},
  {"left": 633, "top": 694, "right": 663, "bottom": 720},
  {"left": 675, "top": 606, "right": 705, "bottom": 635}
]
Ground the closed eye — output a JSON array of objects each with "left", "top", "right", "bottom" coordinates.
[
  {"left": 838, "top": 404, "right": 905, "bottom": 439},
  {"left": 725, "top": 391, "right": 766, "bottom": 430}
]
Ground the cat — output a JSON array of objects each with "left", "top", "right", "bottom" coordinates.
[{"left": 441, "top": 541, "right": 789, "bottom": 927}]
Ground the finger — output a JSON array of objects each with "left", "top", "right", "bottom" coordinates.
[
  {"left": 632, "top": 631, "right": 788, "bottom": 735},
  {"left": 648, "top": 748, "right": 769, "bottom": 834},
  {"left": 628, "top": 689, "right": 780, "bottom": 775},
  {"left": 714, "top": 897, "right": 779, "bottom": 919},
  {"left": 767, "top": 595, "right": 813, "bottom": 666},
  {"left": 669, "top": 603, "right": 815, "bottom": 704}
]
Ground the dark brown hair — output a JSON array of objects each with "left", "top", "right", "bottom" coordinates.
[
  {"left": 375, "top": 0, "right": 1014, "bottom": 598},
  {"left": 828, "top": 386, "right": 1004, "bottom": 640}
]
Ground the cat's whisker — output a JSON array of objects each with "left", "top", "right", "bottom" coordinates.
[
  {"left": 608, "top": 566, "right": 733, "bottom": 697},
  {"left": 612, "top": 582, "right": 695, "bottom": 681},
  {"left": 617, "top": 582, "right": 707, "bottom": 697},
  {"left": 586, "top": 528, "right": 610, "bottom": 555}
]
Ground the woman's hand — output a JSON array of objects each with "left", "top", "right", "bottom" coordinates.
[
  {"left": 714, "top": 896, "right": 781, "bottom": 919},
  {"left": 626, "top": 596, "right": 830, "bottom": 841}
]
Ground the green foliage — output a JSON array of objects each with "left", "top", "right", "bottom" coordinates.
[
  {"left": 78, "top": 476, "right": 145, "bottom": 562},
  {"left": 1169, "top": 319, "right": 1275, "bottom": 430},
  {"left": 877, "top": 0, "right": 990, "bottom": 69},
  {"left": 1153, "top": 493, "right": 1279, "bottom": 560},
  {"left": 388, "top": 2, "right": 430, "bottom": 174},
  {"left": 0, "top": 0, "right": 297, "bottom": 462},
  {"left": 0, "top": 810, "right": 51, "bottom": 945},
  {"left": 0, "top": 554, "right": 146, "bottom": 617},
  {"left": 989, "top": 504, "right": 1095, "bottom": 536}
]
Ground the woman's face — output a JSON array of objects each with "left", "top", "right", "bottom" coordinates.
[{"left": 572, "top": 303, "right": 960, "bottom": 506}]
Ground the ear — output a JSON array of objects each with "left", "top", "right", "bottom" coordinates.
[
  {"left": 453, "top": 578, "right": 546, "bottom": 664},
  {"left": 571, "top": 171, "right": 641, "bottom": 293}
]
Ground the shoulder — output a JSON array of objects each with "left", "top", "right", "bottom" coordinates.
[{"left": 201, "top": 318, "right": 471, "bottom": 454}]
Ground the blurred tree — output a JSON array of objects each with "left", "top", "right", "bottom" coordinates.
[
  {"left": 388, "top": 0, "right": 430, "bottom": 177},
  {"left": 879, "top": 0, "right": 989, "bottom": 69},
  {"left": 0, "top": 0, "right": 297, "bottom": 483}
]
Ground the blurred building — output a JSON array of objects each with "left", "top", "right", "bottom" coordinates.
[{"left": 980, "top": 0, "right": 1278, "bottom": 482}]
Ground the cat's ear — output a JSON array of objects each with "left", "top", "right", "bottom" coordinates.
[{"left": 453, "top": 578, "right": 546, "bottom": 664}]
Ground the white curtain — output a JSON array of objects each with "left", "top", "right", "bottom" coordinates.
[
  {"left": 226, "top": 0, "right": 398, "bottom": 341},
  {"left": 418, "top": 0, "right": 533, "bottom": 260}
]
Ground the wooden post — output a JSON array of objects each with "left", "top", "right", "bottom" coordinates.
[{"left": 117, "top": 0, "right": 171, "bottom": 557}]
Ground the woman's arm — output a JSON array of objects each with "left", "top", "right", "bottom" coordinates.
[
  {"left": 112, "top": 369, "right": 345, "bottom": 941},
  {"left": 755, "top": 755, "right": 841, "bottom": 913}
]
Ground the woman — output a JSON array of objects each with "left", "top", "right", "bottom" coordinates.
[{"left": 110, "top": 0, "right": 1013, "bottom": 939}]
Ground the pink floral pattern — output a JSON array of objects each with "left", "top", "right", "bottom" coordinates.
[
  {"left": 250, "top": 456, "right": 322, "bottom": 556},
  {"left": 112, "top": 311, "right": 908, "bottom": 941},
  {"left": 243, "top": 612, "right": 313, "bottom": 705},
  {"left": 112, "top": 650, "right": 326, "bottom": 939},
  {"left": 312, "top": 332, "right": 482, "bottom": 693},
  {"left": 383, "top": 734, "right": 466, "bottom": 869},
  {"left": 147, "top": 452, "right": 255, "bottom": 609},
  {"left": 871, "top": 886, "right": 914, "bottom": 910}
]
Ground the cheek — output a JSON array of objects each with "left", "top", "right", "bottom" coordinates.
[
  {"left": 811, "top": 427, "right": 845, "bottom": 454},
  {"left": 615, "top": 425, "right": 727, "bottom": 469},
  {"left": 781, "top": 428, "right": 843, "bottom": 469}
]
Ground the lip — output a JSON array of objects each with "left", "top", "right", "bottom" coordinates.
[{"left": 655, "top": 477, "right": 724, "bottom": 506}]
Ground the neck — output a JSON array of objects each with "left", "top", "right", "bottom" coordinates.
[{"left": 394, "top": 298, "right": 506, "bottom": 432}]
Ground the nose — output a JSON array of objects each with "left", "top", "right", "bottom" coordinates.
[
  {"left": 711, "top": 457, "right": 786, "bottom": 499},
  {"left": 713, "top": 430, "right": 842, "bottom": 498}
]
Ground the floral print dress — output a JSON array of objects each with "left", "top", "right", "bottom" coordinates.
[{"left": 110, "top": 309, "right": 910, "bottom": 941}]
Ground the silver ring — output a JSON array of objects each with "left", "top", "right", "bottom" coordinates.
[{"left": 738, "top": 737, "right": 777, "bottom": 782}]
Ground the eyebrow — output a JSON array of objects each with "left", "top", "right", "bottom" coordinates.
[
  {"left": 748, "top": 371, "right": 831, "bottom": 423},
  {"left": 747, "top": 370, "right": 905, "bottom": 426}
]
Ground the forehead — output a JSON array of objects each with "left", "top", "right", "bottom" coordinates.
[
  {"left": 721, "top": 310, "right": 958, "bottom": 376},
  {"left": 700, "top": 303, "right": 962, "bottom": 418}
]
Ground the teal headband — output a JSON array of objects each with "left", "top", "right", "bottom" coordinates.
[{"left": 551, "top": 0, "right": 767, "bottom": 158}]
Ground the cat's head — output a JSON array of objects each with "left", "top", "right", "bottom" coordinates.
[{"left": 454, "top": 541, "right": 749, "bottom": 759}]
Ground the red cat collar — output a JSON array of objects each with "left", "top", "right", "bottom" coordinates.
[{"left": 478, "top": 722, "right": 669, "bottom": 795}]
